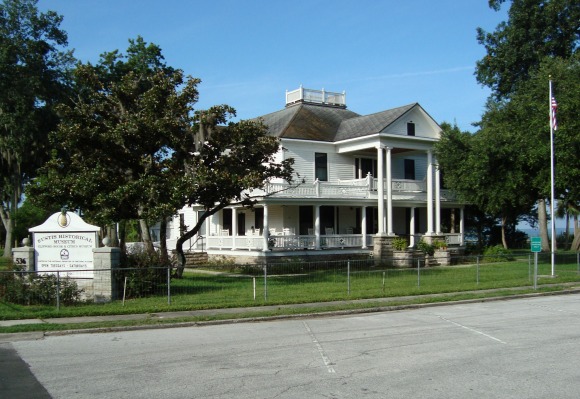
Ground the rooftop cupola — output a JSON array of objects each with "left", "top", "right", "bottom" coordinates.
[{"left": 285, "top": 85, "right": 346, "bottom": 108}]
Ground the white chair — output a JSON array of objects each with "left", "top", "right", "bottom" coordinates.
[
  {"left": 346, "top": 227, "right": 353, "bottom": 234},
  {"left": 307, "top": 228, "right": 314, "bottom": 235},
  {"left": 221, "top": 229, "right": 230, "bottom": 236},
  {"left": 325, "top": 227, "right": 334, "bottom": 235}
]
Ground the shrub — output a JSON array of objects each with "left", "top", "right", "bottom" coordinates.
[
  {"left": 483, "top": 245, "right": 514, "bottom": 262},
  {"left": 118, "top": 249, "right": 170, "bottom": 298},
  {"left": 0, "top": 267, "right": 83, "bottom": 305},
  {"left": 432, "top": 239, "right": 447, "bottom": 250},
  {"left": 417, "top": 240, "right": 435, "bottom": 256},
  {"left": 391, "top": 237, "right": 409, "bottom": 251}
]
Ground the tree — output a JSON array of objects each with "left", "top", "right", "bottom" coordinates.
[
  {"left": 434, "top": 122, "right": 536, "bottom": 248},
  {"left": 0, "top": 0, "right": 73, "bottom": 257},
  {"left": 27, "top": 37, "right": 199, "bottom": 256},
  {"left": 474, "top": 0, "right": 580, "bottom": 250},
  {"left": 172, "top": 106, "right": 294, "bottom": 277},
  {"left": 476, "top": 0, "right": 580, "bottom": 98}
]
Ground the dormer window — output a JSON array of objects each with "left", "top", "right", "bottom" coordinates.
[{"left": 407, "top": 122, "right": 415, "bottom": 136}]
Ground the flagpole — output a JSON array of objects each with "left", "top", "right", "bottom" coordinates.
[{"left": 549, "top": 78, "right": 556, "bottom": 277}]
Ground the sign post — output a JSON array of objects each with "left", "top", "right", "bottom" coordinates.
[{"left": 531, "top": 237, "right": 541, "bottom": 289}]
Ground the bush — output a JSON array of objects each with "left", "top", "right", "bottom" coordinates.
[
  {"left": 483, "top": 245, "right": 514, "bottom": 262},
  {"left": 391, "top": 237, "right": 409, "bottom": 251},
  {"left": 432, "top": 239, "right": 447, "bottom": 250},
  {"left": 0, "top": 267, "right": 83, "bottom": 305},
  {"left": 417, "top": 240, "right": 434, "bottom": 256},
  {"left": 118, "top": 250, "right": 170, "bottom": 298}
]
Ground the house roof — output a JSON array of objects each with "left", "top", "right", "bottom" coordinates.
[
  {"left": 258, "top": 103, "right": 360, "bottom": 142},
  {"left": 258, "top": 102, "right": 421, "bottom": 142},
  {"left": 335, "top": 103, "right": 417, "bottom": 141}
]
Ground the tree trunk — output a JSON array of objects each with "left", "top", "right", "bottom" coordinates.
[
  {"left": 139, "top": 219, "right": 155, "bottom": 253},
  {"left": 118, "top": 220, "right": 127, "bottom": 253},
  {"left": 174, "top": 203, "right": 227, "bottom": 278},
  {"left": 571, "top": 214, "right": 580, "bottom": 251},
  {"left": 538, "top": 199, "right": 550, "bottom": 251},
  {"left": 501, "top": 214, "right": 508, "bottom": 249},
  {"left": 159, "top": 217, "right": 169, "bottom": 264},
  {"left": 106, "top": 224, "right": 119, "bottom": 247},
  {"left": 0, "top": 204, "right": 14, "bottom": 259}
]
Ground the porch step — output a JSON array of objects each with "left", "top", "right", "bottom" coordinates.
[{"left": 184, "top": 252, "right": 208, "bottom": 267}]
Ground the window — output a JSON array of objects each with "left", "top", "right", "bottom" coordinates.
[
  {"left": 315, "top": 152, "right": 328, "bottom": 181},
  {"left": 404, "top": 159, "right": 415, "bottom": 180},
  {"left": 407, "top": 122, "right": 415, "bottom": 136}
]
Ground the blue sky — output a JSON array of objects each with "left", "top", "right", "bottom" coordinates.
[{"left": 38, "top": 0, "right": 509, "bottom": 132}]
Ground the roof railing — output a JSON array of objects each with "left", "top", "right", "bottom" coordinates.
[{"left": 285, "top": 85, "right": 346, "bottom": 108}]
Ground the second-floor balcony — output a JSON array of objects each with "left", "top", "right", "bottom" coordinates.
[{"left": 263, "top": 176, "right": 456, "bottom": 201}]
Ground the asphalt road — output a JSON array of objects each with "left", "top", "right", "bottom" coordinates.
[{"left": 3, "top": 294, "right": 580, "bottom": 398}]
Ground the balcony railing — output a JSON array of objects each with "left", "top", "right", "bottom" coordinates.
[
  {"left": 264, "top": 178, "right": 456, "bottom": 201},
  {"left": 286, "top": 86, "right": 346, "bottom": 107}
]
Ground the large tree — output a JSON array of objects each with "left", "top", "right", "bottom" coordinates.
[
  {"left": 28, "top": 37, "right": 198, "bottom": 255},
  {"left": 0, "top": 0, "right": 73, "bottom": 257},
  {"left": 474, "top": 0, "right": 579, "bottom": 250},
  {"left": 172, "top": 106, "right": 294, "bottom": 277},
  {"left": 434, "top": 121, "right": 536, "bottom": 248}
]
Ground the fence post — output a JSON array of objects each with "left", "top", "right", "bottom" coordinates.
[
  {"left": 263, "top": 263, "right": 267, "bottom": 301},
  {"left": 347, "top": 261, "right": 351, "bottom": 295},
  {"left": 476, "top": 256, "right": 480, "bottom": 285},
  {"left": 56, "top": 271, "right": 61, "bottom": 311},
  {"left": 417, "top": 257, "right": 421, "bottom": 287},
  {"left": 167, "top": 266, "right": 171, "bottom": 305},
  {"left": 382, "top": 271, "right": 385, "bottom": 294}
]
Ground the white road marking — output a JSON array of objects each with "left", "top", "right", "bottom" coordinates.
[
  {"left": 303, "top": 321, "right": 336, "bottom": 373},
  {"left": 437, "top": 315, "right": 507, "bottom": 344}
]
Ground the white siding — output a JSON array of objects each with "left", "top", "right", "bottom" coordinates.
[
  {"left": 383, "top": 107, "right": 440, "bottom": 139},
  {"left": 282, "top": 140, "right": 355, "bottom": 183}
]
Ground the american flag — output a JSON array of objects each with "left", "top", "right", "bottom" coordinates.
[{"left": 551, "top": 96, "right": 558, "bottom": 131}]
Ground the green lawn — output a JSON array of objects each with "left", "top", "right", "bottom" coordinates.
[{"left": 1, "top": 253, "right": 579, "bottom": 321}]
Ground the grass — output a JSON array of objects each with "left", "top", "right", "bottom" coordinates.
[{"left": 1, "top": 253, "right": 579, "bottom": 333}]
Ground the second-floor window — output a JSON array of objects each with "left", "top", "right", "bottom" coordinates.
[
  {"left": 407, "top": 122, "right": 415, "bottom": 136},
  {"left": 315, "top": 152, "right": 328, "bottom": 181},
  {"left": 404, "top": 159, "right": 416, "bottom": 180}
]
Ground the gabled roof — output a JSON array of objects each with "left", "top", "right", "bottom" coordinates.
[
  {"left": 258, "top": 103, "right": 360, "bottom": 142},
  {"left": 257, "top": 101, "right": 428, "bottom": 143},
  {"left": 335, "top": 103, "right": 417, "bottom": 141}
]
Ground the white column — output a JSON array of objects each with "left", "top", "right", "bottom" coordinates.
[
  {"left": 410, "top": 207, "right": 416, "bottom": 247},
  {"left": 460, "top": 207, "right": 465, "bottom": 246},
  {"left": 426, "top": 150, "right": 434, "bottom": 235},
  {"left": 231, "top": 208, "right": 237, "bottom": 249},
  {"left": 262, "top": 205, "right": 269, "bottom": 252},
  {"left": 361, "top": 206, "right": 368, "bottom": 249},
  {"left": 315, "top": 205, "right": 321, "bottom": 250},
  {"left": 435, "top": 158, "right": 441, "bottom": 234},
  {"left": 386, "top": 147, "right": 393, "bottom": 235},
  {"left": 376, "top": 146, "right": 386, "bottom": 235}
]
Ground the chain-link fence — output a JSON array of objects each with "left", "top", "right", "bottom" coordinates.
[{"left": 1, "top": 252, "right": 579, "bottom": 310}]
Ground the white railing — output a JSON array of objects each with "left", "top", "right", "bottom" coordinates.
[{"left": 285, "top": 86, "right": 346, "bottom": 107}]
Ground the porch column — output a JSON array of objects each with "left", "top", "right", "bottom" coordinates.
[
  {"left": 315, "top": 205, "right": 321, "bottom": 250},
  {"left": 361, "top": 206, "right": 368, "bottom": 249},
  {"left": 376, "top": 146, "right": 386, "bottom": 235},
  {"left": 386, "top": 147, "right": 393, "bottom": 235},
  {"left": 409, "top": 207, "right": 416, "bottom": 247},
  {"left": 435, "top": 158, "right": 441, "bottom": 234},
  {"left": 262, "top": 205, "right": 269, "bottom": 252},
  {"left": 231, "top": 208, "right": 237, "bottom": 249},
  {"left": 426, "top": 150, "right": 434, "bottom": 235},
  {"left": 460, "top": 207, "right": 465, "bottom": 246}
]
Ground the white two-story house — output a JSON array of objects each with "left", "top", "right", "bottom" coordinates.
[{"left": 164, "top": 87, "right": 465, "bottom": 262}]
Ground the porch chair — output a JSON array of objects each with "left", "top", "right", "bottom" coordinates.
[{"left": 325, "top": 227, "right": 334, "bottom": 235}]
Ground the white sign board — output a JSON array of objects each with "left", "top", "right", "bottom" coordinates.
[{"left": 30, "top": 212, "right": 100, "bottom": 278}]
